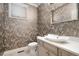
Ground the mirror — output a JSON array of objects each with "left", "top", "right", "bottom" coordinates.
[{"left": 51, "top": 3, "right": 78, "bottom": 24}]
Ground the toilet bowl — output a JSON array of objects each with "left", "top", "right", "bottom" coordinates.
[{"left": 28, "top": 42, "right": 38, "bottom": 56}]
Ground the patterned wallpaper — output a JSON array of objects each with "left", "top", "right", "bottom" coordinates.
[
  {"left": 38, "top": 3, "right": 79, "bottom": 37},
  {"left": 0, "top": 3, "right": 5, "bottom": 55},
  {"left": 4, "top": 4, "right": 38, "bottom": 50},
  {"left": 0, "top": 3, "right": 38, "bottom": 54}
]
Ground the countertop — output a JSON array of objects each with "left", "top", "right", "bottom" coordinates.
[{"left": 37, "top": 36, "right": 79, "bottom": 56}]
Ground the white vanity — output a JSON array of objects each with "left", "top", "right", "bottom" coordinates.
[{"left": 37, "top": 34, "right": 79, "bottom": 56}]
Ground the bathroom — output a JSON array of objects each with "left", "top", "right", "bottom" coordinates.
[{"left": 0, "top": 3, "right": 79, "bottom": 56}]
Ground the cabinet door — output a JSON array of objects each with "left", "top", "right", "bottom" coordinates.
[
  {"left": 47, "top": 51, "right": 57, "bottom": 56},
  {"left": 37, "top": 40, "right": 57, "bottom": 56},
  {"left": 37, "top": 39, "right": 49, "bottom": 56},
  {"left": 37, "top": 46, "right": 48, "bottom": 56},
  {"left": 59, "top": 49, "right": 77, "bottom": 56},
  {"left": 43, "top": 43, "right": 58, "bottom": 55}
]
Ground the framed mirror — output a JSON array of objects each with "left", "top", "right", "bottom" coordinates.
[{"left": 51, "top": 3, "right": 78, "bottom": 24}]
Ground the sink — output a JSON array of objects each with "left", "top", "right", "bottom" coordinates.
[{"left": 44, "top": 34, "right": 69, "bottom": 42}]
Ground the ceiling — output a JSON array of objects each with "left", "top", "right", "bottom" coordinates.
[{"left": 25, "top": 3, "right": 41, "bottom": 7}]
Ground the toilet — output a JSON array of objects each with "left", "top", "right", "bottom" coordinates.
[
  {"left": 3, "top": 42, "right": 38, "bottom": 56},
  {"left": 28, "top": 42, "right": 38, "bottom": 56}
]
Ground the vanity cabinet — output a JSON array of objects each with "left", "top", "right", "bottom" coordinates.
[{"left": 37, "top": 38, "right": 78, "bottom": 56}]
